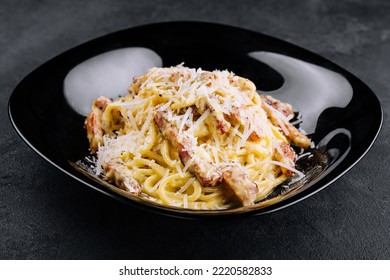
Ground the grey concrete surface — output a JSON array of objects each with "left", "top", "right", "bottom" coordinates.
[{"left": 0, "top": 0, "right": 389, "bottom": 259}]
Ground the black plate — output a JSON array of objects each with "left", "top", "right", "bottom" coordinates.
[{"left": 8, "top": 22, "right": 382, "bottom": 218}]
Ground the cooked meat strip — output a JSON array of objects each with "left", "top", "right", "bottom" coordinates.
[
  {"left": 274, "top": 142, "right": 296, "bottom": 176},
  {"left": 222, "top": 167, "right": 258, "bottom": 206},
  {"left": 230, "top": 106, "right": 263, "bottom": 141},
  {"left": 104, "top": 160, "right": 141, "bottom": 195},
  {"left": 84, "top": 96, "right": 112, "bottom": 153},
  {"left": 196, "top": 96, "right": 231, "bottom": 134},
  {"left": 154, "top": 110, "right": 223, "bottom": 187},
  {"left": 261, "top": 95, "right": 311, "bottom": 148},
  {"left": 260, "top": 95, "right": 294, "bottom": 118}
]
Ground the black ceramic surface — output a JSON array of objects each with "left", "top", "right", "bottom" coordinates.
[{"left": 8, "top": 22, "right": 382, "bottom": 218}]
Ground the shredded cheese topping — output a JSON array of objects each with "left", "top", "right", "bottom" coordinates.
[{"left": 86, "top": 65, "right": 310, "bottom": 210}]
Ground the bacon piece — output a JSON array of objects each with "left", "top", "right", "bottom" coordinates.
[
  {"left": 223, "top": 167, "right": 258, "bottom": 206},
  {"left": 261, "top": 95, "right": 311, "bottom": 148},
  {"left": 224, "top": 81, "right": 264, "bottom": 141},
  {"left": 261, "top": 95, "right": 293, "bottom": 118},
  {"left": 197, "top": 96, "right": 231, "bottom": 135},
  {"left": 274, "top": 142, "right": 296, "bottom": 176},
  {"left": 104, "top": 160, "right": 141, "bottom": 195},
  {"left": 84, "top": 96, "right": 112, "bottom": 153},
  {"left": 207, "top": 104, "right": 231, "bottom": 135},
  {"left": 154, "top": 111, "right": 223, "bottom": 187},
  {"left": 230, "top": 106, "right": 263, "bottom": 141}
]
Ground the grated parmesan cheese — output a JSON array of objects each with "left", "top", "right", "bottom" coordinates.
[
  {"left": 179, "top": 177, "right": 196, "bottom": 194},
  {"left": 86, "top": 64, "right": 311, "bottom": 210},
  {"left": 151, "top": 169, "right": 170, "bottom": 191}
]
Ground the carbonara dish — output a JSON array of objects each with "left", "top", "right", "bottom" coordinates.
[{"left": 85, "top": 65, "right": 311, "bottom": 209}]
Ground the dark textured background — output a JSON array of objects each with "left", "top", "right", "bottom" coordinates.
[{"left": 1, "top": 0, "right": 389, "bottom": 259}]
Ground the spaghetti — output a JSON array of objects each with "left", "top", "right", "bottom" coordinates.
[{"left": 85, "top": 65, "right": 311, "bottom": 210}]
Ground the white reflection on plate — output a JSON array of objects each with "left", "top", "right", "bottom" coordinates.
[
  {"left": 64, "top": 47, "right": 162, "bottom": 116},
  {"left": 249, "top": 51, "right": 353, "bottom": 134}
]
